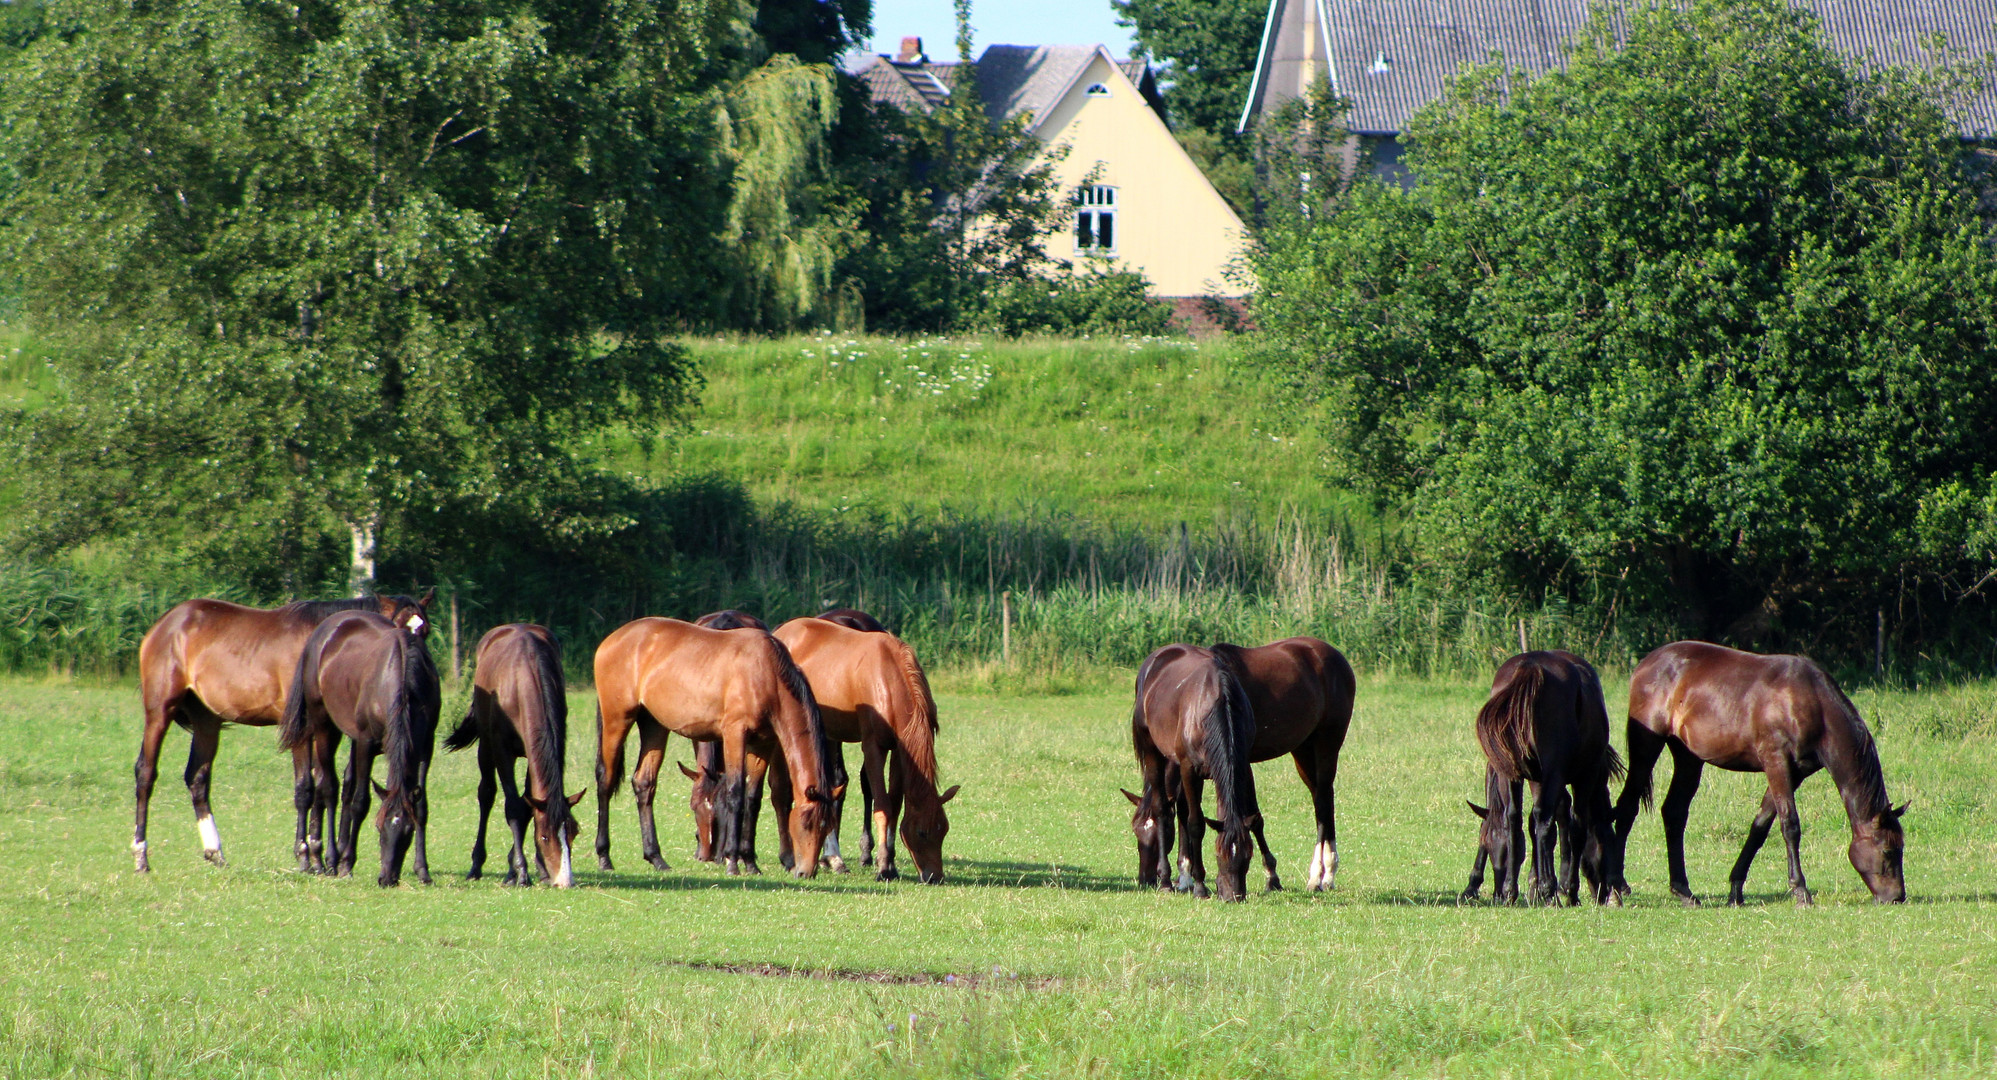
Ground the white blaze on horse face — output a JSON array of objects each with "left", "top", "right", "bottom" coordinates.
[
  {"left": 197, "top": 814, "right": 222, "bottom": 855},
  {"left": 555, "top": 836, "right": 574, "bottom": 888},
  {"left": 405, "top": 613, "right": 426, "bottom": 634}
]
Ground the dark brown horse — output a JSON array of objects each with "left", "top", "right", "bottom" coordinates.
[
  {"left": 593, "top": 618, "right": 840, "bottom": 877},
  {"left": 444, "top": 624, "right": 582, "bottom": 887},
  {"left": 1125, "top": 638, "right": 1354, "bottom": 894},
  {"left": 278, "top": 610, "right": 441, "bottom": 886},
  {"left": 132, "top": 591, "right": 431, "bottom": 871},
  {"left": 1614, "top": 641, "right": 1906, "bottom": 906},
  {"left": 1129, "top": 643, "right": 1260, "bottom": 900},
  {"left": 1466, "top": 650, "right": 1623, "bottom": 906},
  {"left": 772, "top": 617, "right": 958, "bottom": 882}
]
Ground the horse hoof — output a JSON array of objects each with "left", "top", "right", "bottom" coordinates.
[
  {"left": 417, "top": 871, "right": 432, "bottom": 885},
  {"left": 1793, "top": 889, "right": 1815, "bottom": 907},
  {"left": 876, "top": 866, "right": 900, "bottom": 882},
  {"left": 466, "top": 868, "right": 483, "bottom": 881},
  {"left": 740, "top": 861, "right": 761, "bottom": 876},
  {"left": 597, "top": 855, "right": 614, "bottom": 871},
  {"left": 1192, "top": 883, "right": 1212, "bottom": 900},
  {"left": 827, "top": 856, "right": 848, "bottom": 874},
  {"left": 202, "top": 850, "right": 227, "bottom": 868},
  {"left": 1266, "top": 876, "right": 1282, "bottom": 892},
  {"left": 647, "top": 856, "right": 671, "bottom": 872},
  {"left": 1678, "top": 894, "right": 1701, "bottom": 908},
  {"left": 1458, "top": 890, "right": 1480, "bottom": 905}
]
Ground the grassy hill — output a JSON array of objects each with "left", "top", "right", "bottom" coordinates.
[{"left": 652, "top": 333, "right": 1357, "bottom": 533}]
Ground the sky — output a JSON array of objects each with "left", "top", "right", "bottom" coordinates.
[{"left": 857, "top": 0, "right": 1139, "bottom": 63}]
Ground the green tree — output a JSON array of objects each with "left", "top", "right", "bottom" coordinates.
[
  {"left": 1254, "top": 0, "right": 1997, "bottom": 645},
  {"left": 1112, "top": 0, "right": 1266, "bottom": 215},
  {"left": 0, "top": 0, "right": 758, "bottom": 593}
]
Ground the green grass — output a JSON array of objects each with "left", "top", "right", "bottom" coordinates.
[
  {"left": 654, "top": 334, "right": 1356, "bottom": 532},
  {"left": 4, "top": 674, "right": 1994, "bottom": 1077}
]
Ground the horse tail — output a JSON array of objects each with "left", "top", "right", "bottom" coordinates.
[
  {"left": 277, "top": 631, "right": 322, "bottom": 751},
  {"left": 886, "top": 636, "right": 939, "bottom": 785},
  {"left": 1603, "top": 743, "right": 1627, "bottom": 785},
  {"left": 443, "top": 709, "right": 479, "bottom": 752},
  {"left": 1476, "top": 659, "right": 1543, "bottom": 782},
  {"left": 762, "top": 632, "right": 832, "bottom": 796},
  {"left": 1204, "top": 645, "right": 1259, "bottom": 831},
  {"left": 1622, "top": 717, "right": 1655, "bottom": 809}
]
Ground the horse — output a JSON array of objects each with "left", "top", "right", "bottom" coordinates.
[
  {"left": 1128, "top": 643, "right": 1261, "bottom": 900},
  {"left": 278, "top": 610, "right": 441, "bottom": 886},
  {"left": 1468, "top": 650, "right": 1624, "bottom": 906},
  {"left": 1460, "top": 768, "right": 1527, "bottom": 903},
  {"left": 132, "top": 591, "right": 432, "bottom": 871},
  {"left": 677, "top": 610, "right": 774, "bottom": 867},
  {"left": 1124, "top": 638, "right": 1354, "bottom": 894},
  {"left": 1613, "top": 641, "right": 1906, "bottom": 906},
  {"left": 770, "top": 617, "right": 958, "bottom": 882},
  {"left": 593, "top": 617, "right": 840, "bottom": 877},
  {"left": 815, "top": 608, "right": 888, "bottom": 633},
  {"left": 443, "top": 624, "right": 582, "bottom": 887}
]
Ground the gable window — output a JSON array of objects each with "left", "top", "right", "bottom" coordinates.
[
  {"left": 1074, "top": 185, "right": 1117, "bottom": 253},
  {"left": 1085, "top": 83, "right": 1111, "bottom": 97}
]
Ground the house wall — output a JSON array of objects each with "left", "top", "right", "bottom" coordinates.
[{"left": 1033, "top": 53, "right": 1252, "bottom": 297}]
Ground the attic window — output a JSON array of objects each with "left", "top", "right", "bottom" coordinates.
[
  {"left": 1369, "top": 52, "right": 1392, "bottom": 74},
  {"left": 1085, "top": 83, "right": 1111, "bottom": 96}
]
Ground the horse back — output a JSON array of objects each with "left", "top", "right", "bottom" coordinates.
[
  {"left": 597, "top": 617, "right": 783, "bottom": 739},
  {"left": 470, "top": 624, "right": 563, "bottom": 750},
  {"left": 1231, "top": 637, "right": 1353, "bottom": 762},
  {"left": 1629, "top": 641, "right": 1835, "bottom": 772},
  {"left": 141, "top": 598, "right": 321, "bottom": 726}
]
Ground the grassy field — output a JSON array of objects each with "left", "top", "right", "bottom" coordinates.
[{"left": 3, "top": 673, "right": 1994, "bottom": 1078}]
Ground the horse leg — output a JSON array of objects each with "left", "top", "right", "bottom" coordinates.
[
  {"left": 1727, "top": 790, "right": 1780, "bottom": 906},
  {"left": 856, "top": 757, "right": 877, "bottom": 869},
  {"left": 411, "top": 756, "right": 432, "bottom": 885},
  {"left": 308, "top": 732, "right": 338, "bottom": 874},
  {"left": 291, "top": 741, "right": 316, "bottom": 873},
  {"left": 498, "top": 755, "right": 532, "bottom": 886},
  {"left": 879, "top": 745, "right": 909, "bottom": 882},
  {"left": 1768, "top": 766, "right": 1813, "bottom": 906},
  {"left": 467, "top": 740, "right": 498, "bottom": 880},
  {"left": 1558, "top": 787, "right": 1582, "bottom": 906},
  {"left": 860, "top": 737, "right": 895, "bottom": 881},
  {"left": 133, "top": 675, "right": 183, "bottom": 872},
  {"left": 1660, "top": 742, "right": 1705, "bottom": 906},
  {"left": 183, "top": 717, "right": 226, "bottom": 867},
  {"left": 1497, "top": 779, "right": 1525, "bottom": 903},
  {"left": 1172, "top": 771, "right": 1210, "bottom": 898},
  {"left": 821, "top": 742, "right": 849, "bottom": 873},
  {"left": 339, "top": 742, "right": 376, "bottom": 878},
  {"left": 1298, "top": 735, "right": 1343, "bottom": 891},
  {"left": 630, "top": 716, "right": 672, "bottom": 872},
  {"left": 717, "top": 731, "right": 750, "bottom": 875},
  {"left": 767, "top": 753, "right": 796, "bottom": 873},
  {"left": 594, "top": 701, "right": 636, "bottom": 872},
  {"left": 1530, "top": 780, "right": 1569, "bottom": 906},
  {"left": 737, "top": 751, "right": 769, "bottom": 876}
]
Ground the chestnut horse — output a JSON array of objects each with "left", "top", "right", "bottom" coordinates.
[
  {"left": 1613, "top": 641, "right": 1906, "bottom": 906},
  {"left": 1467, "top": 650, "right": 1623, "bottom": 906},
  {"left": 1125, "top": 638, "right": 1353, "bottom": 894},
  {"left": 1129, "top": 643, "right": 1260, "bottom": 900},
  {"left": 678, "top": 610, "right": 774, "bottom": 867},
  {"left": 771, "top": 617, "right": 958, "bottom": 882},
  {"left": 444, "top": 624, "right": 582, "bottom": 887},
  {"left": 278, "top": 610, "right": 441, "bottom": 886},
  {"left": 132, "top": 591, "right": 431, "bottom": 871},
  {"left": 593, "top": 618, "right": 839, "bottom": 877}
]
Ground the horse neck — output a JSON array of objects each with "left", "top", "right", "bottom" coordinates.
[
  {"left": 522, "top": 655, "right": 567, "bottom": 806},
  {"left": 1822, "top": 700, "right": 1890, "bottom": 828},
  {"left": 381, "top": 634, "right": 427, "bottom": 794},
  {"left": 886, "top": 641, "right": 940, "bottom": 795},
  {"left": 763, "top": 638, "right": 830, "bottom": 793}
]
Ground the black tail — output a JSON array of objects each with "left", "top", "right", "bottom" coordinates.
[
  {"left": 444, "top": 710, "right": 479, "bottom": 752},
  {"left": 277, "top": 633, "right": 322, "bottom": 751},
  {"left": 1476, "top": 661, "right": 1544, "bottom": 782},
  {"left": 1621, "top": 717, "right": 1654, "bottom": 809},
  {"left": 1205, "top": 645, "right": 1260, "bottom": 831}
]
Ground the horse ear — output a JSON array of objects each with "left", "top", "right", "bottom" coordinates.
[
  {"left": 1245, "top": 813, "right": 1262, "bottom": 831},
  {"left": 525, "top": 794, "right": 547, "bottom": 813},
  {"left": 567, "top": 789, "right": 586, "bottom": 807},
  {"left": 677, "top": 761, "right": 701, "bottom": 781},
  {"left": 418, "top": 587, "right": 436, "bottom": 609},
  {"left": 939, "top": 784, "right": 960, "bottom": 805},
  {"left": 830, "top": 782, "right": 847, "bottom": 801},
  {"left": 1467, "top": 801, "right": 1489, "bottom": 819},
  {"left": 1891, "top": 801, "right": 1909, "bottom": 817},
  {"left": 370, "top": 778, "right": 387, "bottom": 798},
  {"left": 1203, "top": 815, "right": 1224, "bottom": 831},
  {"left": 1121, "top": 788, "right": 1142, "bottom": 806}
]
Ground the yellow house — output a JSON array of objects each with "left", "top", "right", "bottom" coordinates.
[{"left": 860, "top": 40, "right": 1251, "bottom": 299}]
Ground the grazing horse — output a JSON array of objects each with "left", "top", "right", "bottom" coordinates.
[
  {"left": 1468, "top": 650, "right": 1624, "bottom": 906},
  {"left": 1461, "top": 768, "right": 1527, "bottom": 903},
  {"left": 771, "top": 617, "right": 959, "bottom": 883},
  {"left": 278, "top": 610, "right": 441, "bottom": 886},
  {"left": 593, "top": 618, "right": 839, "bottom": 877},
  {"left": 132, "top": 591, "right": 431, "bottom": 871},
  {"left": 443, "top": 624, "right": 582, "bottom": 887},
  {"left": 1124, "top": 638, "right": 1354, "bottom": 893},
  {"left": 1129, "top": 643, "right": 1260, "bottom": 900},
  {"left": 1614, "top": 641, "right": 1906, "bottom": 906},
  {"left": 679, "top": 610, "right": 773, "bottom": 867}
]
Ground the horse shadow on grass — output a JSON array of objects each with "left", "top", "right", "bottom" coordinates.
[{"left": 577, "top": 859, "right": 1143, "bottom": 894}]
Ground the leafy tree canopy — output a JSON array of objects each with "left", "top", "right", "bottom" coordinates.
[
  {"left": 1254, "top": 0, "right": 1997, "bottom": 644},
  {"left": 1111, "top": 0, "right": 1265, "bottom": 137}
]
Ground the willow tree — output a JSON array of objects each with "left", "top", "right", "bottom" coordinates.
[{"left": 1, "top": 1, "right": 747, "bottom": 593}]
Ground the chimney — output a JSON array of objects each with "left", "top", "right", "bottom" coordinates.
[{"left": 896, "top": 36, "right": 925, "bottom": 64}]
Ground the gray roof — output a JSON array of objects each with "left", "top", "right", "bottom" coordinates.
[
  {"left": 1241, "top": 0, "right": 1997, "bottom": 138},
  {"left": 859, "top": 45, "right": 1167, "bottom": 131}
]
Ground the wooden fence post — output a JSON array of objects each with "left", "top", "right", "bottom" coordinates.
[
  {"left": 1517, "top": 618, "right": 1528, "bottom": 656},
  {"left": 1002, "top": 589, "right": 1012, "bottom": 667},
  {"left": 450, "top": 588, "right": 462, "bottom": 687}
]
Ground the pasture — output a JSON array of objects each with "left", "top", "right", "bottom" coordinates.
[{"left": 3, "top": 674, "right": 1994, "bottom": 1078}]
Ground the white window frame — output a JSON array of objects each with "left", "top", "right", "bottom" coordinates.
[
  {"left": 1085, "top": 82, "right": 1111, "bottom": 97},
  {"left": 1074, "top": 184, "right": 1118, "bottom": 254}
]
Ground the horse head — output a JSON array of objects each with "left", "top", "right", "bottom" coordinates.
[
  {"left": 900, "top": 784, "right": 959, "bottom": 884},
  {"left": 786, "top": 782, "right": 845, "bottom": 878},
  {"left": 1203, "top": 812, "right": 1258, "bottom": 902},
  {"left": 377, "top": 590, "right": 435, "bottom": 639},
  {"left": 678, "top": 760, "right": 721, "bottom": 863},
  {"left": 524, "top": 789, "right": 585, "bottom": 888},
  {"left": 371, "top": 777, "right": 422, "bottom": 887},
  {"left": 1849, "top": 801, "right": 1908, "bottom": 903},
  {"left": 1122, "top": 787, "right": 1173, "bottom": 888}
]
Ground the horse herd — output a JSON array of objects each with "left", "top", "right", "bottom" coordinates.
[{"left": 128, "top": 592, "right": 1907, "bottom": 906}]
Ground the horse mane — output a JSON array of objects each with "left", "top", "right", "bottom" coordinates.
[
  {"left": 1477, "top": 658, "right": 1544, "bottom": 782},
  {"left": 1814, "top": 665, "right": 1890, "bottom": 817},
  {"left": 1204, "top": 644, "right": 1259, "bottom": 833},
  {"left": 528, "top": 632, "right": 568, "bottom": 822},
  {"left": 282, "top": 596, "right": 387, "bottom": 622},
  {"left": 886, "top": 636, "right": 939, "bottom": 788},
  {"left": 761, "top": 632, "right": 832, "bottom": 795},
  {"left": 383, "top": 628, "right": 438, "bottom": 798}
]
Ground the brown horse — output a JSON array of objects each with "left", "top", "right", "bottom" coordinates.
[
  {"left": 1467, "top": 650, "right": 1623, "bottom": 906},
  {"left": 444, "top": 624, "right": 582, "bottom": 887},
  {"left": 593, "top": 617, "right": 839, "bottom": 877},
  {"left": 278, "top": 610, "right": 441, "bottom": 886},
  {"left": 1125, "top": 638, "right": 1354, "bottom": 894},
  {"left": 1129, "top": 643, "right": 1261, "bottom": 900},
  {"left": 678, "top": 610, "right": 774, "bottom": 867},
  {"left": 132, "top": 591, "right": 431, "bottom": 871},
  {"left": 771, "top": 617, "right": 958, "bottom": 882},
  {"left": 1614, "top": 641, "right": 1906, "bottom": 906}
]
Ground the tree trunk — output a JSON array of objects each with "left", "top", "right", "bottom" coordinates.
[{"left": 348, "top": 511, "right": 381, "bottom": 597}]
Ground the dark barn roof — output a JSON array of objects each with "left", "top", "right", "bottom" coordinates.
[
  {"left": 858, "top": 44, "right": 1167, "bottom": 130},
  {"left": 1241, "top": 0, "right": 1997, "bottom": 138}
]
